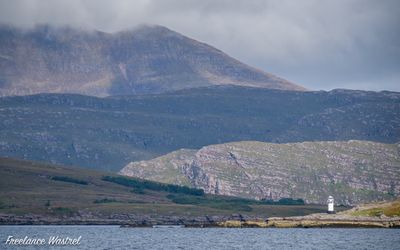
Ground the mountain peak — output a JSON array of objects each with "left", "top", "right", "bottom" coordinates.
[{"left": 0, "top": 24, "right": 306, "bottom": 97}]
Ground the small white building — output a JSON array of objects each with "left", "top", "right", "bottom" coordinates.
[{"left": 327, "top": 196, "right": 335, "bottom": 214}]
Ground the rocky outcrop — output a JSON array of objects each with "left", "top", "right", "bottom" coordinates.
[
  {"left": 121, "top": 140, "right": 400, "bottom": 205},
  {"left": 0, "top": 210, "right": 271, "bottom": 227},
  {"left": 218, "top": 214, "right": 400, "bottom": 228}
]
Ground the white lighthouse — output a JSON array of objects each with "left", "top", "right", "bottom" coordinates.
[{"left": 327, "top": 196, "right": 335, "bottom": 214}]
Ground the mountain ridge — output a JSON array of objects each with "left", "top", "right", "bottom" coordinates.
[
  {"left": 0, "top": 85, "right": 399, "bottom": 171},
  {"left": 0, "top": 24, "right": 305, "bottom": 97}
]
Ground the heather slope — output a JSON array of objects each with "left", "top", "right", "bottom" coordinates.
[{"left": 0, "top": 157, "right": 329, "bottom": 222}]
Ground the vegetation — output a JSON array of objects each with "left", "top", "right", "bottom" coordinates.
[
  {"left": 166, "top": 195, "right": 306, "bottom": 212},
  {"left": 45, "top": 200, "right": 51, "bottom": 207},
  {"left": 349, "top": 200, "right": 400, "bottom": 217},
  {"left": 51, "top": 176, "right": 88, "bottom": 185},
  {"left": 102, "top": 176, "right": 204, "bottom": 196},
  {"left": 93, "top": 198, "right": 117, "bottom": 204},
  {"left": 0, "top": 157, "right": 335, "bottom": 218},
  {"left": 261, "top": 198, "right": 305, "bottom": 205},
  {"left": 131, "top": 187, "right": 145, "bottom": 194},
  {"left": 0, "top": 200, "right": 16, "bottom": 209},
  {"left": 1, "top": 86, "right": 398, "bottom": 171},
  {"left": 166, "top": 194, "right": 253, "bottom": 212},
  {"left": 51, "top": 207, "right": 75, "bottom": 215}
]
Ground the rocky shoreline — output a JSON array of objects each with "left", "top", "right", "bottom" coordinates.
[
  {"left": 1, "top": 213, "right": 399, "bottom": 228},
  {"left": 218, "top": 213, "right": 400, "bottom": 228},
  {"left": 0, "top": 213, "right": 256, "bottom": 227}
]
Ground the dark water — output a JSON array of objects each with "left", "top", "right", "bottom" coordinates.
[{"left": 1, "top": 226, "right": 399, "bottom": 250}]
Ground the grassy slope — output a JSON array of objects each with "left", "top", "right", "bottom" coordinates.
[
  {"left": 0, "top": 157, "right": 337, "bottom": 218},
  {"left": 346, "top": 200, "right": 400, "bottom": 217}
]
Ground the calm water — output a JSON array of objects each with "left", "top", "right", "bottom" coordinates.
[{"left": 1, "top": 226, "right": 399, "bottom": 250}]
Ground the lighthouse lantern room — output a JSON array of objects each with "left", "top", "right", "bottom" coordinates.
[{"left": 327, "top": 196, "right": 335, "bottom": 214}]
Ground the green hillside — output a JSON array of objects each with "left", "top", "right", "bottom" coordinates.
[
  {"left": 345, "top": 200, "right": 400, "bottom": 217},
  {"left": 0, "top": 157, "right": 332, "bottom": 223}
]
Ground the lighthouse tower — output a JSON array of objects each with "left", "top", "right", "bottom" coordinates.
[{"left": 327, "top": 196, "right": 335, "bottom": 214}]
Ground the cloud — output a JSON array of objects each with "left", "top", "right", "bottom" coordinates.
[{"left": 0, "top": 0, "right": 399, "bottom": 91}]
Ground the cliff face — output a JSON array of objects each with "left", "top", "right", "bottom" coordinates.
[
  {"left": 0, "top": 24, "right": 304, "bottom": 97},
  {"left": 120, "top": 140, "right": 400, "bottom": 205}
]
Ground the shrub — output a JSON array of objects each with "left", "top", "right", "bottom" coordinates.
[
  {"left": 102, "top": 176, "right": 204, "bottom": 196},
  {"left": 260, "top": 198, "right": 305, "bottom": 205},
  {"left": 166, "top": 194, "right": 253, "bottom": 212},
  {"left": 51, "top": 176, "right": 88, "bottom": 185},
  {"left": 93, "top": 198, "right": 117, "bottom": 204},
  {"left": 52, "top": 207, "right": 74, "bottom": 215},
  {"left": 131, "top": 187, "right": 145, "bottom": 194},
  {"left": 45, "top": 200, "right": 51, "bottom": 207}
]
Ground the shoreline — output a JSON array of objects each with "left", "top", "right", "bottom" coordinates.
[{"left": 1, "top": 213, "right": 399, "bottom": 228}]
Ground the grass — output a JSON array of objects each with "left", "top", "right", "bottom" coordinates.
[
  {"left": 0, "top": 157, "right": 337, "bottom": 218},
  {"left": 350, "top": 200, "right": 400, "bottom": 217},
  {"left": 51, "top": 207, "right": 75, "bottom": 215},
  {"left": 383, "top": 201, "right": 400, "bottom": 216}
]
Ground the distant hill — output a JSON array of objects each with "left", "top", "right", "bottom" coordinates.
[
  {"left": 0, "top": 86, "right": 399, "bottom": 171},
  {"left": 0, "top": 24, "right": 304, "bottom": 97},
  {"left": 120, "top": 140, "right": 400, "bottom": 205}
]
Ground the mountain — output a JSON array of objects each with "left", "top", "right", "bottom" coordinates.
[
  {"left": 0, "top": 86, "right": 399, "bottom": 171},
  {"left": 0, "top": 24, "right": 305, "bottom": 97},
  {"left": 120, "top": 140, "right": 400, "bottom": 205},
  {"left": 0, "top": 157, "right": 329, "bottom": 224}
]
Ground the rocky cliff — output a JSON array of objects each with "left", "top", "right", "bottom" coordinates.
[
  {"left": 0, "top": 24, "right": 304, "bottom": 97},
  {"left": 120, "top": 140, "right": 400, "bottom": 205}
]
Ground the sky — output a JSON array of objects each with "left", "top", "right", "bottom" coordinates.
[{"left": 0, "top": 0, "right": 399, "bottom": 91}]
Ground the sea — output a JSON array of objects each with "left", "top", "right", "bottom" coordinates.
[{"left": 0, "top": 226, "right": 399, "bottom": 249}]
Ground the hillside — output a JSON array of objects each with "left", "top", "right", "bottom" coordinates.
[
  {"left": 344, "top": 200, "right": 400, "bottom": 217},
  {"left": 0, "top": 157, "right": 330, "bottom": 224},
  {"left": 0, "top": 24, "right": 304, "bottom": 97},
  {"left": 120, "top": 140, "right": 400, "bottom": 205},
  {"left": 0, "top": 86, "right": 399, "bottom": 171}
]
